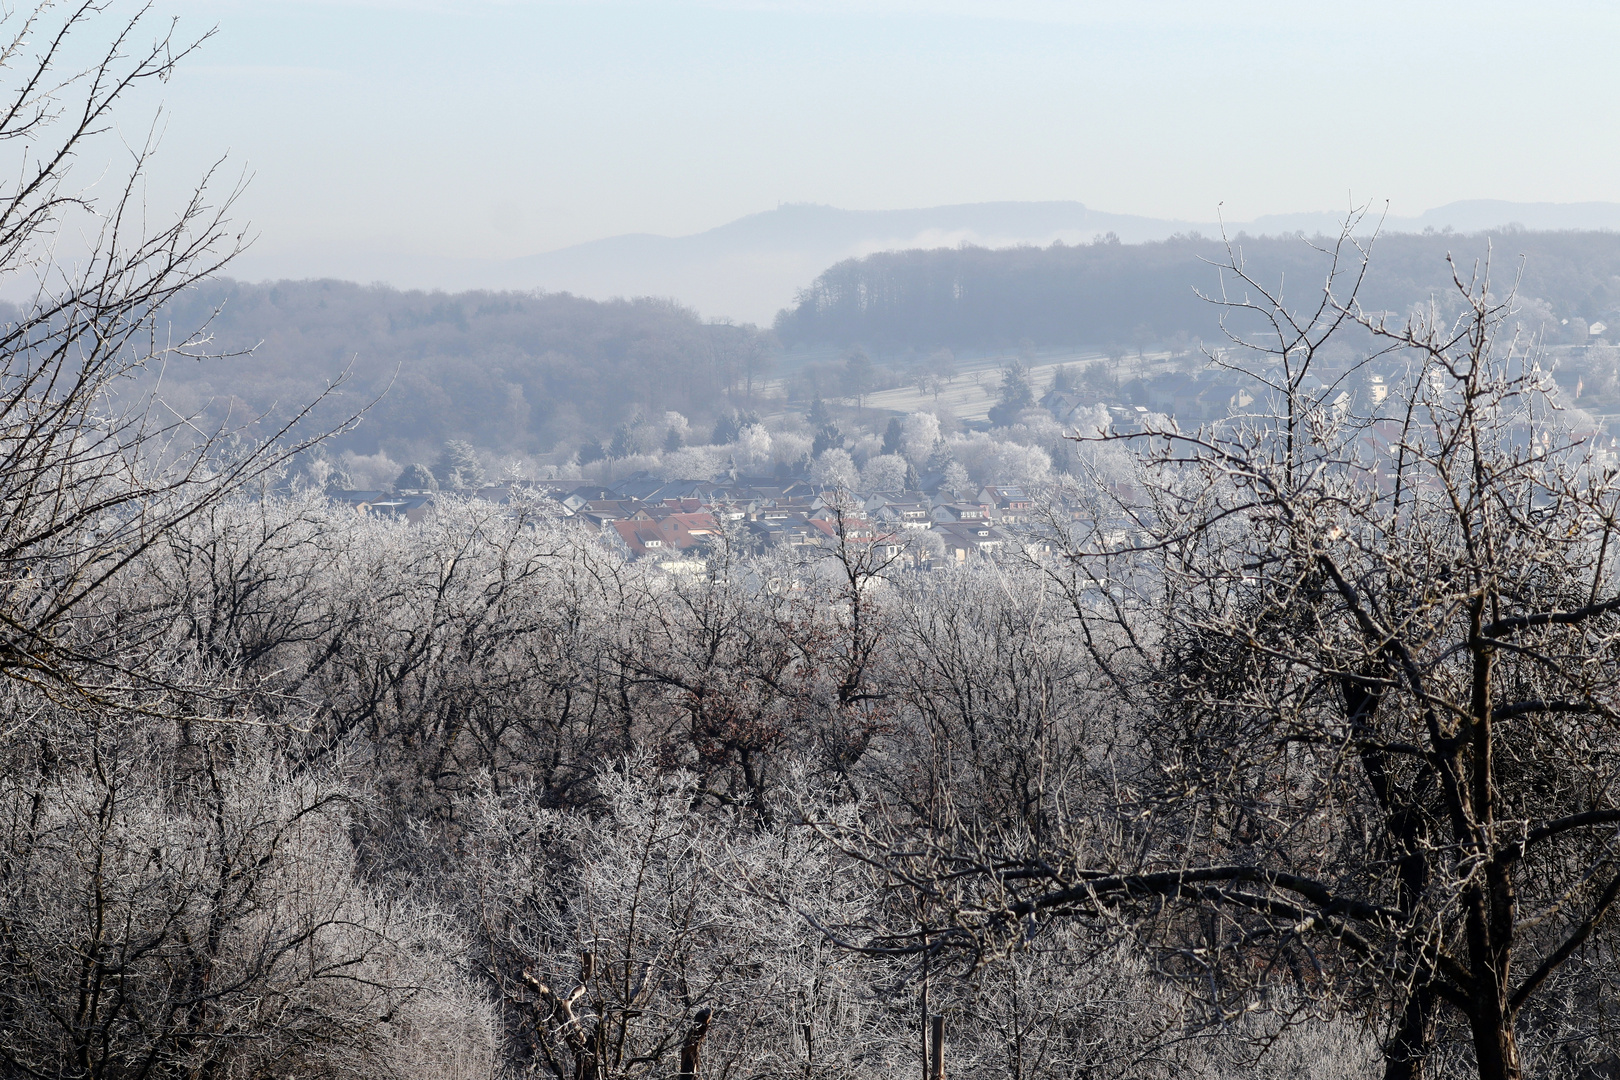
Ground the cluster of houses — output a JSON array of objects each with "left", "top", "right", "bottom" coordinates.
[
  {"left": 328, "top": 475, "right": 1045, "bottom": 567},
  {"left": 544, "top": 474, "right": 1043, "bottom": 565}
]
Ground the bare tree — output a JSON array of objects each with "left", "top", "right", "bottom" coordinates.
[
  {"left": 0, "top": 1, "right": 345, "bottom": 701},
  {"left": 833, "top": 225, "right": 1620, "bottom": 1080},
  {"left": 615, "top": 532, "right": 814, "bottom": 823}
]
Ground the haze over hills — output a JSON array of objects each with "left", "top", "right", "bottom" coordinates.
[
  {"left": 93, "top": 226, "right": 1619, "bottom": 482},
  {"left": 227, "top": 200, "right": 1620, "bottom": 324}
]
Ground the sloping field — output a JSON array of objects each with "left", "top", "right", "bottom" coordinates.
[{"left": 861, "top": 350, "right": 1169, "bottom": 421}]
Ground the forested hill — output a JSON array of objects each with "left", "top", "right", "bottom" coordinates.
[
  {"left": 143, "top": 280, "right": 775, "bottom": 460},
  {"left": 774, "top": 229, "right": 1620, "bottom": 351}
]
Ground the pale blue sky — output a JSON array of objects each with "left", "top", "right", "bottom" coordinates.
[{"left": 141, "top": 0, "right": 1620, "bottom": 269}]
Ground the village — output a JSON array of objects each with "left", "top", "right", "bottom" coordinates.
[{"left": 329, "top": 473, "right": 1041, "bottom": 567}]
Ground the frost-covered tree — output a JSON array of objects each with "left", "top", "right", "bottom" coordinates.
[
  {"left": 812, "top": 447, "right": 860, "bottom": 490},
  {"left": 0, "top": 711, "right": 494, "bottom": 1079},
  {"left": 900, "top": 411, "right": 943, "bottom": 465},
  {"left": 461, "top": 766, "right": 907, "bottom": 1080},
  {"left": 0, "top": 0, "right": 343, "bottom": 701},
  {"left": 396, "top": 461, "right": 439, "bottom": 490},
  {"left": 861, "top": 454, "right": 909, "bottom": 494},
  {"left": 435, "top": 439, "right": 487, "bottom": 489}
]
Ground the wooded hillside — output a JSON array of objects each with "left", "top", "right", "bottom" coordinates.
[
  {"left": 775, "top": 228, "right": 1620, "bottom": 351},
  {"left": 137, "top": 280, "right": 777, "bottom": 461}
]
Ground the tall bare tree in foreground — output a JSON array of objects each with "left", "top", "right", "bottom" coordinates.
[
  {"left": 0, "top": 0, "right": 342, "bottom": 702},
  {"left": 837, "top": 224, "right": 1620, "bottom": 1080}
]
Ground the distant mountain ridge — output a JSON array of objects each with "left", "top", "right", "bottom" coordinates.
[
  {"left": 1247, "top": 201, "right": 1620, "bottom": 237},
  {"left": 226, "top": 200, "right": 1620, "bottom": 325}
]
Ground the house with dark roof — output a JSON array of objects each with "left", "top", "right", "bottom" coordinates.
[
  {"left": 865, "top": 496, "right": 933, "bottom": 529},
  {"left": 744, "top": 513, "right": 821, "bottom": 549},
  {"left": 934, "top": 521, "right": 1010, "bottom": 560},
  {"left": 561, "top": 486, "right": 621, "bottom": 512},
  {"left": 976, "top": 486, "right": 1033, "bottom": 523},
  {"left": 611, "top": 473, "right": 669, "bottom": 501},
  {"left": 930, "top": 502, "right": 992, "bottom": 524}
]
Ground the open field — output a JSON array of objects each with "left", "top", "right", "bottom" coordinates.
[
  {"left": 764, "top": 348, "right": 1185, "bottom": 423},
  {"left": 859, "top": 351, "right": 1105, "bottom": 420}
]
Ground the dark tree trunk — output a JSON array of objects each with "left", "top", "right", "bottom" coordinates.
[
  {"left": 679, "top": 1008, "right": 713, "bottom": 1080},
  {"left": 1384, "top": 986, "right": 1438, "bottom": 1080},
  {"left": 1468, "top": 1007, "right": 1521, "bottom": 1080}
]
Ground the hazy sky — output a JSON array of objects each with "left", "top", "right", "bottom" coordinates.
[{"left": 144, "top": 0, "right": 1620, "bottom": 267}]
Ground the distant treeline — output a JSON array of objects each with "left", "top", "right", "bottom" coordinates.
[
  {"left": 137, "top": 280, "right": 777, "bottom": 460},
  {"left": 69, "top": 231, "right": 1620, "bottom": 467},
  {"left": 774, "top": 229, "right": 1620, "bottom": 350}
]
